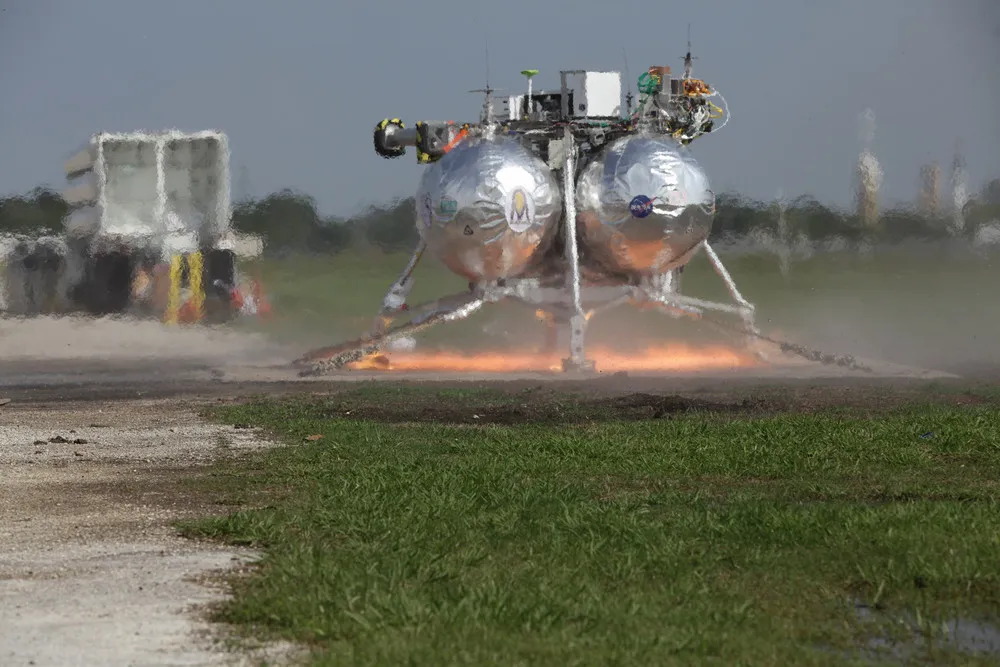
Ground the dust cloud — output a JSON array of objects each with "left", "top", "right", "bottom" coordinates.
[
  {"left": 0, "top": 315, "right": 286, "bottom": 365},
  {"left": 395, "top": 239, "right": 1000, "bottom": 379}
]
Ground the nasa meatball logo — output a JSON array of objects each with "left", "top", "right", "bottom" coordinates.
[
  {"left": 629, "top": 194, "right": 656, "bottom": 218},
  {"left": 505, "top": 187, "right": 536, "bottom": 233}
]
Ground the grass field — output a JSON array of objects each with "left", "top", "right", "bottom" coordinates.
[
  {"left": 240, "top": 244, "right": 1000, "bottom": 372},
  {"left": 183, "top": 386, "right": 1000, "bottom": 666}
]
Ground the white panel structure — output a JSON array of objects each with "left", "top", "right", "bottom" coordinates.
[
  {"left": 560, "top": 70, "right": 622, "bottom": 118},
  {"left": 59, "top": 130, "right": 230, "bottom": 250}
]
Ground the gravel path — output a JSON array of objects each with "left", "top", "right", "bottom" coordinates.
[{"left": 0, "top": 397, "right": 297, "bottom": 667}]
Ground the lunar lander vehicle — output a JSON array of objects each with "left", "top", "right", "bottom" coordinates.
[{"left": 299, "top": 48, "right": 762, "bottom": 374}]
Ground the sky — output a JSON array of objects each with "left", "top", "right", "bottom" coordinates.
[{"left": 1, "top": 0, "right": 998, "bottom": 217}]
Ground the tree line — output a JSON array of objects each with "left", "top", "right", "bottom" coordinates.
[{"left": 2, "top": 182, "right": 999, "bottom": 256}]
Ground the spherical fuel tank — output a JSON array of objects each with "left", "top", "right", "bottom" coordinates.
[
  {"left": 415, "top": 137, "right": 561, "bottom": 281},
  {"left": 575, "top": 133, "right": 715, "bottom": 278}
]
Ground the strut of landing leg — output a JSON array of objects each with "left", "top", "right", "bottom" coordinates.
[{"left": 294, "top": 292, "right": 484, "bottom": 375}]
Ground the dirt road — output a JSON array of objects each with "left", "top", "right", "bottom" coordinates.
[{"left": 0, "top": 396, "right": 299, "bottom": 667}]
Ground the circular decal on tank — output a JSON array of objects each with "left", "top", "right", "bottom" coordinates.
[
  {"left": 629, "top": 194, "right": 656, "bottom": 218},
  {"left": 438, "top": 198, "right": 459, "bottom": 221},
  {"left": 504, "top": 187, "right": 536, "bottom": 233}
]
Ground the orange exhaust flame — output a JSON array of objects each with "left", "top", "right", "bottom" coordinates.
[{"left": 346, "top": 344, "right": 760, "bottom": 373}]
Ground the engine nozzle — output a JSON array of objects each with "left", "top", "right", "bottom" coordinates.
[{"left": 373, "top": 118, "right": 417, "bottom": 159}]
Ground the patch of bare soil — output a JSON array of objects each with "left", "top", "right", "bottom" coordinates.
[{"left": 299, "top": 377, "right": 1000, "bottom": 426}]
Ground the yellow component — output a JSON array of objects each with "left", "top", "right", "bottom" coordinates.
[
  {"left": 163, "top": 252, "right": 206, "bottom": 324},
  {"left": 188, "top": 251, "right": 204, "bottom": 322},
  {"left": 683, "top": 78, "right": 712, "bottom": 97},
  {"left": 415, "top": 122, "right": 428, "bottom": 163},
  {"left": 165, "top": 254, "right": 183, "bottom": 325},
  {"left": 378, "top": 118, "right": 404, "bottom": 131}
]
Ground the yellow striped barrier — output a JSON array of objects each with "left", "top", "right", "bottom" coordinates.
[
  {"left": 187, "top": 251, "right": 204, "bottom": 321},
  {"left": 163, "top": 252, "right": 205, "bottom": 325}
]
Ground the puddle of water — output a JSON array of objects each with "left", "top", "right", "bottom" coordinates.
[{"left": 846, "top": 598, "right": 1000, "bottom": 663}]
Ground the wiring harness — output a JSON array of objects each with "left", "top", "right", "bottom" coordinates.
[{"left": 631, "top": 69, "right": 729, "bottom": 144}]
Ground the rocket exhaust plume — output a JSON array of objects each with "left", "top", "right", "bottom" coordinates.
[{"left": 346, "top": 343, "right": 760, "bottom": 374}]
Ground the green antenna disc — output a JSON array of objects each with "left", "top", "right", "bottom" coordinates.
[{"left": 520, "top": 69, "right": 539, "bottom": 77}]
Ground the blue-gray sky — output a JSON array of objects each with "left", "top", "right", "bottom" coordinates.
[{"left": 2, "top": 0, "right": 998, "bottom": 217}]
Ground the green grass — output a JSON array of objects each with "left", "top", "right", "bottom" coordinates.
[{"left": 183, "top": 388, "right": 1000, "bottom": 666}]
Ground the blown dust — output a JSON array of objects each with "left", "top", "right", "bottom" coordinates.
[{"left": 0, "top": 315, "right": 281, "bottom": 363}]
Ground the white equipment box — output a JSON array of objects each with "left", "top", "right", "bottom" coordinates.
[{"left": 560, "top": 70, "right": 622, "bottom": 119}]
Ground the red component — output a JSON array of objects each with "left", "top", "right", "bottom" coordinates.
[
  {"left": 178, "top": 299, "right": 199, "bottom": 324},
  {"left": 251, "top": 279, "right": 272, "bottom": 318},
  {"left": 230, "top": 287, "right": 244, "bottom": 311}
]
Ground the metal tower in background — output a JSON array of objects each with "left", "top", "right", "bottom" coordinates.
[
  {"left": 950, "top": 140, "right": 969, "bottom": 236},
  {"left": 919, "top": 162, "right": 941, "bottom": 217},
  {"left": 774, "top": 188, "right": 791, "bottom": 278},
  {"left": 855, "top": 108, "right": 882, "bottom": 227}
]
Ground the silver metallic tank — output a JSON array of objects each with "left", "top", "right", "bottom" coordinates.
[
  {"left": 415, "top": 136, "right": 561, "bottom": 281},
  {"left": 575, "top": 133, "right": 715, "bottom": 278}
]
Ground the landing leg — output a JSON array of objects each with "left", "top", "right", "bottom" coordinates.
[
  {"left": 296, "top": 292, "right": 485, "bottom": 375},
  {"left": 560, "top": 126, "right": 595, "bottom": 373},
  {"left": 631, "top": 243, "right": 769, "bottom": 362},
  {"left": 370, "top": 241, "right": 426, "bottom": 338},
  {"left": 562, "top": 313, "right": 594, "bottom": 372},
  {"left": 700, "top": 240, "right": 760, "bottom": 351}
]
